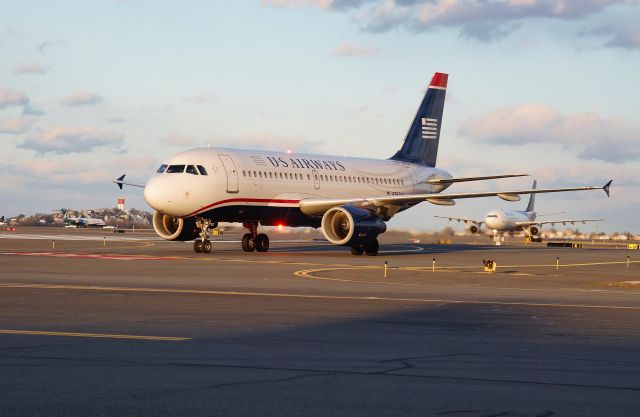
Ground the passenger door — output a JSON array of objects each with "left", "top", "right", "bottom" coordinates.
[
  {"left": 218, "top": 154, "right": 239, "bottom": 193},
  {"left": 312, "top": 169, "right": 320, "bottom": 190}
]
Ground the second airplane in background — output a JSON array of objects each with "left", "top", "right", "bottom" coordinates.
[{"left": 435, "top": 180, "right": 604, "bottom": 238}]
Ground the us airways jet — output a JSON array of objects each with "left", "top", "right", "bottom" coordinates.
[
  {"left": 115, "top": 72, "right": 611, "bottom": 255},
  {"left": 435, "top": 180, "right": 604, "bottom": 237}
]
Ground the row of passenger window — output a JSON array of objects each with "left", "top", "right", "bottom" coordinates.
[
  {"left": 242, "top": 170, "right": 405, "bottom": 186},
  {"left": 157, "top": 164, "right": 208, "bottom": 175}
]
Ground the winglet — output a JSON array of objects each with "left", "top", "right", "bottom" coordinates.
[
  {"left": 603, "top": 180, "right": 612, "bottom": 197},
  {"left": 115, "top": 174, "right": 126, "bottom": 190}
]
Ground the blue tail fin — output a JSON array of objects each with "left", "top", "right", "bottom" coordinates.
[
  {"left": 525, "top": 180, "right": 537, "bottom": 212},
  {"left": 390, "top": 72, "right": 448, "bottom": 167}
]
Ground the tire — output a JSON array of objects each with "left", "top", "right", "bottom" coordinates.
[
  {"left": 241, "top": 233, "right": 255, "bottom": 252},
  {"left": 364, "top": 239, "right": 379, "bottom": 256},
  {"left": 203, "top": 240, "right": 212, "bottom": 253},
  {"left": 255, "top": 233, "right": 270, "bottom": 252},
  {"left": 193, "top": 240, "right": 203, "bottom": 253},
  {"left": 350, "top": 246, "right": 364, "bottom": 255}
]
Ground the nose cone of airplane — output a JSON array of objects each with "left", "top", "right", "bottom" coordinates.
[
  {"left": 144, "top": 176, "right": 171, "bottom": 213},
  {"left": 485, "top": 210, "right": 505, "bottom": 230}
]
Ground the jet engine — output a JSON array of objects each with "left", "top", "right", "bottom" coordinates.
[
  {"left": 152, "top": 211, "right": 198, "bottom": 241},
  {"left": 321, "top": 206, "right": 387, "bottom": 246},
  {"left": 468, "top": 225, "right": 479, "bottom": 234},
  {"left": 529, "top": 226, "right": 540, "bottom": 236}
]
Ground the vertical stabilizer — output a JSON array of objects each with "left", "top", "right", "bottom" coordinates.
[
  {"left": 390, "top": 72, "right": 448, "bottom": 167},
  {"left": 526, "top": 180, "right": 537, "bottom": 212}
]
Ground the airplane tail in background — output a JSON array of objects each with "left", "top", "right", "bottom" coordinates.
[
  {"left": 526, "top": 180, "right": 537, "bottom": 212},
  {"left": 390, "top": 72, "right": 448, "bottom": 167}
]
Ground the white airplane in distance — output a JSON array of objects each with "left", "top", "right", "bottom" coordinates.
[
  {"left": 115, "top": 72, "right": 612, "bottom": 255},
  {"left": 0, "top": 216, "right": 7, "bottom": 226},
  {"left": 435, "top": 180, "right": 604, "bottom": 237},
  {"left": 56, "top": 209, "right": 106, "bottom": 228}
]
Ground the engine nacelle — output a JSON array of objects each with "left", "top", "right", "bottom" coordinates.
[
  {"left": 152, "top": 211, "right": 198, "bottom": 241},
  {"left": 321, "top": 206, "right": 387, "bottom": 246},
  {"left": 468, "top": 225, "right": 479, "bottom": 234},
  {"left": 529, "top": 226, "right": 540, "bottom": 236}
]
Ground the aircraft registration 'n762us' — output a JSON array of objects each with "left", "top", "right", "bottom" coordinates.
[{"left": 115, "top": 72, "right": 612, "bottom": 255}]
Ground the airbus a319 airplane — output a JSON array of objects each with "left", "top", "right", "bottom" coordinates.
[
  {"left": 435, "top": 180, "right": 605, "bottom": 237},
  {"left": 115, "top": 72, "right": 611, "bottom": 255}
]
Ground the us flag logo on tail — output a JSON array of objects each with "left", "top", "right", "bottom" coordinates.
[{"left": 421, "top": 118, "right": 438, "bottom": 140}]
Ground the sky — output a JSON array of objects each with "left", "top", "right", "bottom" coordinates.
[{"left": 1, "top": 0, "right": 639, "bottom": 234}]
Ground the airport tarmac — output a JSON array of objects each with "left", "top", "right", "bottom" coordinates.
[{"left": 1, "top": 227, "right": 639, "bottom": 417}]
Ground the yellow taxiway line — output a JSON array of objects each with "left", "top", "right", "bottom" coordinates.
[
  {"left": 0, "top": 329, "right": 190, "bottom": 341},
  {"left": 0, "top": 282, "right": 639, "bottom": 311}
]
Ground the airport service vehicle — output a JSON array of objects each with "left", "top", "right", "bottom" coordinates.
[
  {"left": 115, "top": 72, "right": 611, "bottom": 255},
  {"left": 435, "top": 180, "right": 604, "bottom": 237}
]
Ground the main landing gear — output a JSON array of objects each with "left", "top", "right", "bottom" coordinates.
[
  {"left": 350, "top": 238, "right": 379, "bottom": 256},
  {"left": 241, "top": 222, "right": 270, "bottom": 253},
  {"left": 193, "top": 218, "right": 217, "bottom": 254}
]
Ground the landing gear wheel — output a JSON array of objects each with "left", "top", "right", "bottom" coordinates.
[
  {"left": 193, "top": 240, "right": 203, "bottom": 253},
  {"left": 202, "top": 239, "right": 212, "bottom": 253},
  {"left": 242, "top": 233, "right": 255, "bottom": 252},
  {"left": 350, "top": 246, "right": 364, "bottom": 256},
  {"left": 255, "top": 233, "right": 270, "bottom": 252},
  {"left": 363, "top": 239, "right": 379, "bottom": 256}
]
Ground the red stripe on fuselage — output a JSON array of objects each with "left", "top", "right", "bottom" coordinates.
[{"left": 186, "top": 198, "right": 301, "bottom": 217}]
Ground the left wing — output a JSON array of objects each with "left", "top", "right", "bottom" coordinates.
[
  {"left": 426, "top": 173, "right": 528, "bottom": 185},
  {"left": 299, "top": 180, "right": 612, "bottom": 217},
  {"left": 515, "top": 218, "right": 604, "bottom": 227}
]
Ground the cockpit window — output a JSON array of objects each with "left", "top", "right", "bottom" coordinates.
[
  {"left": 197, "top": 165, "right": 208, "bottom": 175},
  {"left": 166, "top": 164, "right": 186, "bottom": 173},
  {"left": 157, "top": 164, "right": 167, "bottom": 174},
  {"left": 186, "top": 165, "right": 199, "bottom": 175}
]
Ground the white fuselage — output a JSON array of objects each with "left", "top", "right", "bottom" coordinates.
[
  {"left": 144, "top": 147, "right": 452, "bottom": 222},
  {"left": 484, "top": 209, "right": 535, "bottom": 232}
]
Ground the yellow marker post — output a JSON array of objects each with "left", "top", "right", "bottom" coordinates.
[
  {"left": 52, "top": 240, "right": 55, "bottom": 250},
  {"left": 627, "top": 256, "right": 630, "bottom": 268},
  {"left": 384, "top": 261, "right": 388, "bottom": 278},
  {"left": 103, "top": 236, "right": 106, "bottom": 247},
  {"left": 432, "top": 258, "right": 436, "bottom": 272},
  {"left": 556, "top": 257, "right": 560, "bottom": 270}
]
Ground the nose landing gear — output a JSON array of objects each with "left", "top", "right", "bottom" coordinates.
[
  {"left": 242, "top": 222, "right": 270, "bottom": 253},
  {"left": 193, "top": 218, "right": 217, "bottom": 253}
]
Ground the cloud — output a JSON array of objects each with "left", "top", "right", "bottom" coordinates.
[
  {"left": 159, "top": 132, "right": 199, "bottom": 147},
  {"left": 18, "top": 127, "right": 125, "bottom": 154},
  {"left": 22, "top": 104, "right": 46, "bottom": 116},
  {"left": 13, "top": 63, "right": 49, "bottom": 75},
  {"left": 266, "top": 0, "right": 639, "bottom": 42},
  {"left": 59, "top": 92, "right": 104, "bottom": 107},
  {"left": 0, "top": 85, "right": 29, "bottom": 109},
  {"left": 139, "top": 104, "right": 172, "bottom": 112},
  {"left": 332, "top": 43, "right": 379, "bottom": 57},
  {"left": 459, "top": 104, "right": 640, "bottom": 163},
  {"left": 591, "top": 22, "right": 640, "bottom": 49},
  {"left": 106, "top": 117, "right": 127, "bottom": 124},
  {"left": 212, "top": 132, "right": 323, "bottom": 152},
  {"left": 0, "top": 116, "right": 36, "bottom": 135},
  {"left": 182, "top": 94, "right": 218, "bottom": 104}
]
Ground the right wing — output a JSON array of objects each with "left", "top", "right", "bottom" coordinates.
[
  {"left": 113, "top": 174, "right": 145, "bottom": 190},
  {"left": 434, "top": 215, "right": 484, "bottom": 226}
]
